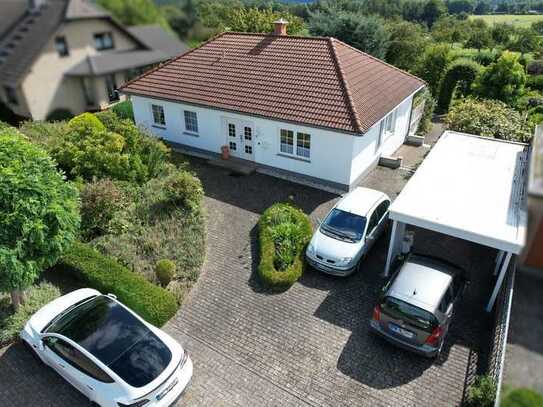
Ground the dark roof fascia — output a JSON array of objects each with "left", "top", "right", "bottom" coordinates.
[{"left": 121, "top": 90, "right": 363, "bottom": 137}]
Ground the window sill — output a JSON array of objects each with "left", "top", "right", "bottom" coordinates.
[
  {"left": 152, "top": 124, "right": 166, "bottom": 130},
  {"left": 183, "top": 131, "right": 199, "bottom": 137},
  {"left": 277, "top": 153, "right": 310, "bottom": 163}
]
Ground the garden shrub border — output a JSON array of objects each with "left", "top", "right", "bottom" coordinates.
[
  {"left": 56, "top": 242, "right": 178, "bottom": 327},
  {"left": 257, "top": 203, "right": 312, "bottom": 290}
]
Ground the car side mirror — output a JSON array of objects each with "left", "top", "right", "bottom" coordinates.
[{"left": 107, "top": 293, "right": 117, "bottom": 300}]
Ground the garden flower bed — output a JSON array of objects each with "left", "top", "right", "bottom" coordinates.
[{"left": 257, "top": 203, "right": 312, "bottom": 290}]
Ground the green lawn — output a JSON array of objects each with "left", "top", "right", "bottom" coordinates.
[{"left": 469, "top": 14, "right": 543, "bottom": 27}]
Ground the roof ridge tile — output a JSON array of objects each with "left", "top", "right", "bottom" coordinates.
[{"left": 328, "top": 37, "right": 364, "bottom": 134}]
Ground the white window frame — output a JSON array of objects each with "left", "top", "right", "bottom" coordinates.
[
  {"left": 151, "top": 104, "right": 166, "bottom": 127},
  {"left": 381, "top": 109, "right": 397, "bottom": 140},
  {"left": 279, "top": 128, "right": 311, "bottom": 160},
  {"left": 184, "top": 110, "right": 198, "bottom": 134}
]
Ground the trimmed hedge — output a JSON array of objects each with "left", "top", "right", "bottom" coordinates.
[
  {"left": 257, "top": 203, "right": 312, "bottom": 290},
  {"left": 56, "top": 242, "right": 178, "bottom": 327},
  {"left": 502, "top": 388, "right": 543, "bottom": 407},
  {"left": 437, "top": 58, "right": 482, "bottom": 113}
]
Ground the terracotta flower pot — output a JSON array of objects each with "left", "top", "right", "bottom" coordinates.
[{"left": 221, "top": 145, "right": 230, "bottom": 160}]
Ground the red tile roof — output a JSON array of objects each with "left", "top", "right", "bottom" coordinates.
[{"left": 120, "top": 32, "right": 425, "bottom": 134}]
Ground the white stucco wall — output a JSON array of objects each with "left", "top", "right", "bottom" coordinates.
[
  {"left": 349, "top": 95, "right": 414, "bottom": 185},
  {"left": 132, "top": 93, "right": 415, "bottom": 190},
  {"left": 132, "top": 96, "right": 355, "bottom": 187},
  {"left": 21, "top": 18, "right": 138, "bottom": 120}
]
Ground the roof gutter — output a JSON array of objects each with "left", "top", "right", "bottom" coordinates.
[{"left": 121, "top": 91, "right": 364, "bottom": 137}]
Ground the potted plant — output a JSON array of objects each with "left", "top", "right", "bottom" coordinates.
[{"left": 221, "top": 145, "right": 230, "bottom": 160}]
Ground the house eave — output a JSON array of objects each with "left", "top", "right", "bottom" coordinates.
[{"left": 121, "top": 90, "right": 365, "bottom": 137}]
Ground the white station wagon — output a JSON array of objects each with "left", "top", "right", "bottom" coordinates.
[
  {"left": 21, "top": 288, "right": 192, "bottom": 407},
  {"left": 306, "top": 187, "right": 391, "bottom": 276}
]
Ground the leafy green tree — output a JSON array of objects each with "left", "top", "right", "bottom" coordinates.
[
  {"left": 473, "top": 51, "right": 526, "bottom": 104},
  {"left": 508, "top": 27, "right": 541, "bottom": 54},
  {"left": 422, "top": 0, "right": 446, "bottom": 28},
  {"left": 415, "top": 43, "right": 452, "bottom": 96},
  {"left": 465, "top": 26, "right": 494, "bottom": 50},
  {"left": 362, "top": 0, "right": 403, "bottom": 18},
  {"left": 402, "top": 0, "right": 426, "bottom": 22},
  {"left": 97, "top": 0, "right": 171, "bottom": 31},
  {"left": 491, "top": 22, "right": 515, "bottom": 46},
  {"left": 385, "top": 21, "right": 428, "bottom": 71},
  {"left": 532, "top": 21, "right": 543, "bottom": 35},
  {"left": 445, "top": 98, "right": 531, "bottom": 142},
  {"left": 431, "top": 15, "right": 471, "bottom": 43},
  {"left": 0, "top": 130, "right": 79, "bottom": 309},
  {"left": 447, "top": 0, "right": 475, "bottom": 14},
  {"left": 474, "top": 0, "right": 490, "bottom": 14},
  {"left": 226, "top": 7, "right": 306, "bottom": 34},
  {"left": 309, "top": 12, "right": 390, "bottom": 59}
]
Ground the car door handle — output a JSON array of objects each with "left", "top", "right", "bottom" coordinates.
[
  {"left": 86, "top": 385, "right": 94, "bottom": 391},
  {"left": 58, "top": 363, "right": 66, "bottom": 368}
]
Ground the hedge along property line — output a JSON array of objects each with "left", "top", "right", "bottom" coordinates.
[
  {"left": 56, "top": 242, "right": 178, "bottom": 327},
  {"left": 257, "top": 203, "right": 312, "bottom": 290}
]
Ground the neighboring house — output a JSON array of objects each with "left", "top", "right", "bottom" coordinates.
[
  {"left": 0, "top": 0, "right": 187, "bottom": 120},
  {"left": 121, "top": 21, "right": 425, "bottom": 192}
]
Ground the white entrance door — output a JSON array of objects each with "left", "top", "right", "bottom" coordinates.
[{"left": 226, "top": 119, "right": 254, "bottom": 161}]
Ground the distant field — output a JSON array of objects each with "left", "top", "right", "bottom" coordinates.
[{"left": 469, "top": 14, "right": 543, "bottom": 27}]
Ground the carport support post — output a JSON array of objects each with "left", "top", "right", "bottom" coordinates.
[
  {"left": 384, "top": 220, "right": 405, "bottom": 277},
  {"left": 494, "top": 250, "right": 505, "bottom": 276},
  {"left": 486, "top": 252, "right": 512, "bottom": 312}
]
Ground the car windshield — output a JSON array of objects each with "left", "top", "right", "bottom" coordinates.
[
  {"left": 46, "top": 296, "right": 172, "bottom": 388},
  {"left": 381, "top": 296, "right": 437, "bottom": 333},
  {"left": 321, "top": 208, "right": 366, "bottom": 241}
]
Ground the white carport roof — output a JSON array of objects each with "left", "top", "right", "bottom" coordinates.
[{"left": 389, "top": 131, "right": 529, "bottom": 254}]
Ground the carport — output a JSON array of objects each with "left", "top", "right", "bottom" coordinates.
[{"left": 385, "top": 131, "right": 529, "bottom": 311}]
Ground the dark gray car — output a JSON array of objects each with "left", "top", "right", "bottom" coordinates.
[{"left": 370, "top": 254, "right": 467, "bottom": 358}]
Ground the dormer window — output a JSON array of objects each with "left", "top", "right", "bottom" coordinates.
[
  {"left": 94, "top": 32, "right": 114, "bottom": 51},
  {"left": 55, "top": 36, "right": 69, "bottom": 57}
]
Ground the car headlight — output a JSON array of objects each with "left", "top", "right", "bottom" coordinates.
[
  {"left": 339, "top": 257, "right": 353, "bottom": 265},
  {"left": 307, "top": 243, "right": 316, "bottom": 256}
]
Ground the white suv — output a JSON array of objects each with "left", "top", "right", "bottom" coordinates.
[
  {"left": 21, "top": 288, "right": 192, "bottom": 407},
  {"left": 306, "top": 187, "right": 390, "bottom": 276}
]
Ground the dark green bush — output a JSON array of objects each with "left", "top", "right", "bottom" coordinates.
[
  {"left": 527, "top": 75, "right": 543, "bottom": 91},
  {"left": 155, "top": 259, "right": 176, "bottom": 287},
  {"left": 437, "top": 58, "right": 482, "bottom": 113},
  {"left": 80, "top": 179, "right": 128, "bottom": 240},
  {"left": 502, "top": 388, "right": 543, "bottom": 407},
  {"left": 465, "top": 375, "right": 496, "bottom": 407},
  {"left": 57, "top": 242, "right": 178, "bottom": 327},
  {"left": 162, "top": 170, "right": 204, "bottom": 211},
  {"left": 46, "top": 108, "right": 74, "bottom": 122},
  {"left": 111, "top": 100, "right": 134, "bottom": 122},
  {"left": 258, "top": 203, "right": 312, "bottom": 290}
]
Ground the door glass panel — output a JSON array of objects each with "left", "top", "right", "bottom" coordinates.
[
  {"left": 228, "top": 123, "right": 236, "bottom": 137},
  {"left": 229, "top": 141, "right": 237, "bottom": 151},
  {"left": 244, "top": 126, "right": 252, "bottom": 140},
  {"left": 245, "top": 145, "right": 252, "bottom": 154}
]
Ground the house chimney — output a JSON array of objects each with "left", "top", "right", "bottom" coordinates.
[{"left": 273, "top": 18, "right": 289, "bottom": 36}]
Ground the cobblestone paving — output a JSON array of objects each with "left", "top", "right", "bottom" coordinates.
[
  {"left": 168, "top": 155, "right": 495, "bottom": 407},
  {"left": 0, "top": 124, "right": 494, "bottom": 407}
]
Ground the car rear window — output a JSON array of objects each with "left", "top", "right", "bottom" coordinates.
[
  {"left": 46, "top": 296, "right": 172, "bottom": 387},
  {"left": 381, "top": 296, "right": 437, "bottom": 332}
]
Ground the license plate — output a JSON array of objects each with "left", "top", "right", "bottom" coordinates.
[{"left": 389, "top": 323, "right": 414, "bottom": 339}]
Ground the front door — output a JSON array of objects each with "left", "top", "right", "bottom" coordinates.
[{"left": 226, "top": 119, "right": 254, "bottom": 161}]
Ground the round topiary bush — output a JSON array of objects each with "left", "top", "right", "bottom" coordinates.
[
  {"left": 502, "top": 388, "right": 543, "bottom": 407},
  {"left": 155, "top": 259, "right": 176, "bottom": 287},
  {"left": 437, "top": 58, "right": 482, "bottom": 113},
  {"left": 465, "top": 375, "right": 496, "bottom": 407},
  {"left": 257, "top": 203, "right": 312, "bottom": 290}
]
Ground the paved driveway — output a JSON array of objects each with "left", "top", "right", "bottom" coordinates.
[
  {"left": 0, "top": 125, "right": 495, "bottom": 406},
  {"left": 166, "top": 153, "right": 495, "bottom": 407}
]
